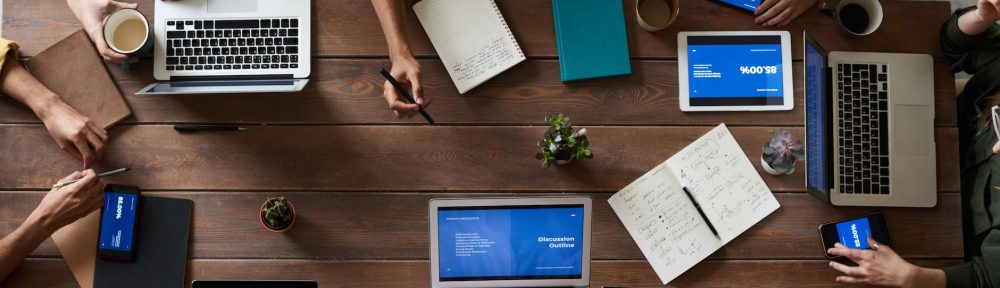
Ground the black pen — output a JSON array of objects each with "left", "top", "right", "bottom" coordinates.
[
  {"left": 683, "top": 186, "right": 720, "bottom": 238},
  {"left": 379, "top": 68, "right": 435, "bottom": 124},
  {"left": 174, "top": 125, "right": 247, "bottom": 132}
]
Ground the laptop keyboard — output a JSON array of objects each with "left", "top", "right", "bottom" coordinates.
[
  {"left": 164, "top": 18, "right": 301, "bottom": 71},
  {"left": 837, "top": 63, "right": 890, "bottom": 195}
]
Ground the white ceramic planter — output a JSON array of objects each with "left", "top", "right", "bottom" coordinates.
[{"left": 760, "top": 156, "right": 794, "bottom": 175}]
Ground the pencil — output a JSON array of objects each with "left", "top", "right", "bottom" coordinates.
[{"left": 53, "top": 168, "right": 130, "bottom": 189}]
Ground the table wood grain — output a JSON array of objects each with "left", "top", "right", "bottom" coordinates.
[{"left": 0, "top": 0, "right": 959, "bottom": 287}]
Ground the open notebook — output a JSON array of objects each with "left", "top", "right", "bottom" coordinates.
[
  {"left": 413, "top": 0, "right": 525, "bottom": 94},
  {"left": 608, "top": 124, "right": 780, "bottom": 284}
]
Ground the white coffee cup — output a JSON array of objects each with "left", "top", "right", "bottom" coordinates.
[
  {"left": 636, "top": 0, "right": 679, "bottom": 32},
  {"left": 820, "top": 0, "right": 883, "bottom": 36}
]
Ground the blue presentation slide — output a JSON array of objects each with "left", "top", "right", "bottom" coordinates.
[
  {"left": 100, "top": 192, "right": 138, "bottom": 251},
  {"left": 836, "top": 217, "right": 871, "bottom": 250},
  {"left": 805, "top": 42, "right": 828, "bottom": 192},
  {"left": 688, "top": 43, "right": 784, "bottom": 99},
  {"left": 437, "top": 206, "right": 584, "bottom": 281}
]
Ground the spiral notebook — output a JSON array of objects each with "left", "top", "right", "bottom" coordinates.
[
  {"left": 608, "top": 124, "right": 780, "bottom": 284},
  {"left": 413, "top": 0, "right": 525, "bottom": 94}
]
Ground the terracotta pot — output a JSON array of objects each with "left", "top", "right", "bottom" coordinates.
[{"left": 259, "top": 198, "right": 296, "bottom": 233}]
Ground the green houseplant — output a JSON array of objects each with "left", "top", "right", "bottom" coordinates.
[
  {"left": 761, "top": 129, "right": 805, "bottom": 175},
  {"left": 259, "top": 196, "right": 296, "bottom": 232},
  {"left": 535, "top": 114, "right": 593, "bottom": 169}
]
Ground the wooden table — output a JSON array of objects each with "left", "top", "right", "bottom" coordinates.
[{"left": 0, "top": 0, "right": 961, "bottom": 287}]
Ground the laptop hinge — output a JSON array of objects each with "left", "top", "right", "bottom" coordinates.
[
  {"left": 825, "top": 66, "right": 836, "bottom": 199},
  {"left": 170, "top": 74, "right": 294, "bottom": 81}
]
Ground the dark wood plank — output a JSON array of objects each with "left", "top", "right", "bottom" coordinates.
[
  {"left": 2, "top": 258, "right": 963, "bottom": 288},
  {"left": 0, "top": 125, "right": 959, "bottom": 192},
  {"left": 0, "top": 192, "right": 962, "bottom": 260},
  {"left": 3, "top": 0, "right": 951, "bottom": 61},
  {"left": 0, "top": 59, "right": 957, "bottom": 127}
]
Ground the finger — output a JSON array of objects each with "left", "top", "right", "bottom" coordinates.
[
  {"left": 993, "top": 141, "right": 1000, "bottom": 155},
  {"left": 867, "top": 236, "right": 891, "bottom": 253},
  {"left": 110, "top": 1, "right": 139, "bottom": 9},
  {"left": 86, "top": 131, "right": 105, "bottom": 160},
  {"left": 828, "top": 261, "right": 865, "bottom": 276},
  {"left": 755, "top": 0, "right": 779, "bottom": 16},
  {"left": 410, "top": 72, "right": 426, "bottom": 106},
  {"left": 835, "top": 276, "right": 864, "bottom": 284},
  {"left": 95, "top": 40, "right": 130, "bottom": 63},
  {"left": 827, "top": 246, "right": 868, "bottom": 261},
  {"left": 66, "top": 169, "right": 98, "bottom": 191},
  {"left": 88, "top": 122, "right": 109, "bottom": 143},
  {"left": 765, "top": 8, "right": 795, "bottom": 27},
  {"left": 755, "top": 0, "right": 787, "bottom": 23},
  {"left": 59, "top": 171, "right": 84, "bottom": 183},
  {"left": 390, "top": 100, "right": 420, "bottom": 113},
  {"left": 72, "top": 137, "right": 95, "bottom": 169}
]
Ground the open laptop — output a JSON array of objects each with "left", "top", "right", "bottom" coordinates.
[
  {"left": 804, "top": 31, "right": 936, "bottom": 207},
  {"left": 138, "top": 0, "right": 311, "bottom": 95},
  {"left": 192, "top": 281, "right": 317, "bottom": 288},
  {"left": 429, "top": 197, "right": 592, "bottom": 288}
]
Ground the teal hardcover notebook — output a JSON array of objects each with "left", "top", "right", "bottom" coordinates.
[{"left": 552, "top": 0, "right": 632, "bottom": 82}]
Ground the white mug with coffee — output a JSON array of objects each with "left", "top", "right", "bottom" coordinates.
[
  {"left": 636, "top": 0, "right": 679, "bottom": 32},
  {"left": 821, "top": 0, "right": 883, "bottom": 36},
  {"left": 103, "top": 8, "right": 153, "bottom": 70}
]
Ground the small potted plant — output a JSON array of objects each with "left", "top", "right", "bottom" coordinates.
[
  {"left": 535, "top": 113, "right": 593, "bottom": 169},
  {"left": 259, "top": 196, "right": 296, "bottom": 232},
  {"left": 761, "top": 129, "right": 805, "bottom": 175}
]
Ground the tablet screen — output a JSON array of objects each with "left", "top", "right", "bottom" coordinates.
[{"left": 686, "top": 35, "right": 785, "bottom": 106}]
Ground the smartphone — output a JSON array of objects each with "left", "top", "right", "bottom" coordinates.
[
  {"left": 819, "top": 212, "right": 890, "bottom": 259},
  {"left": 97, "top": 184, "right": 141, "bottom": 260},
  {"left": 711, "top": 0, "right": 764, "bottom": 13}
]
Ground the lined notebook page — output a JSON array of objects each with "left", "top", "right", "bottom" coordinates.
[{"left": 413, "top": 0, "right": 525, "bottom": 93}]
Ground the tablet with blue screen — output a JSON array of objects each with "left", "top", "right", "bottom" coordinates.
[{"left": 678, "top": 31, "right": 793, "bottom": 111}]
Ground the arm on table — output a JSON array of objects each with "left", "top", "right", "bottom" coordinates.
[{"left": 371, "top": 0, "right": 430, "bottom": 119}]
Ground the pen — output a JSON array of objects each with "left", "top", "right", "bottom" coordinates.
[
  {"left": 682, "top": 186, "right": 720, "bottom": 238},
  {"left": 53, "top": 168, "right": 130, "bottom": 189},
  {"left": 379, "top": 68, "right": 435, "bottom": 124},
  {"left": 174, "top": 125, "right": 247, "bottom": 132}
]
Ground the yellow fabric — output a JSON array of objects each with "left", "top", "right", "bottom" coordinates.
[{"left": 0, "top": 38, "right": 20, "bottom": 69}]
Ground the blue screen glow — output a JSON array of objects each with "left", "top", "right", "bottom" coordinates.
[
  {"left": 717, "top": 0, "right": 762, "bottom": 11},
  {"left": 437, "top": 206, "right": 584, "bottom": 281},
  {"left": 99, "top": 191, "right": 138, "bottom": 251},
  {"left": 805, "top": 39, "right": 829, "bottom": 192},
  {"left": 836, "top": 217, "right": 871, "bottom": 250},
  {"left": 687, "top": 36, "right": 785, "bottom": 106}
]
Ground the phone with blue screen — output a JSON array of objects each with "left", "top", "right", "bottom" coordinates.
[
  {"left": 97, "top": 184, "right": 141, "bottom": 260},
  {"left": 711, "top": 0, "right": 763, "bottom": 13},
  {"left": 819, "top": 212, "right": 890, "bottom": 259}
]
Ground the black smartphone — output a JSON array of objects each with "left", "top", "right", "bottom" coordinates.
[
  {"left": 710, "top": 0, "right": 764, "bottom": 13},
  {"left": 97, "top": 184, "right": 141, "bottom": 260},
  {"left": 819, "top": 212, "right": 890, "bottom": 259}
]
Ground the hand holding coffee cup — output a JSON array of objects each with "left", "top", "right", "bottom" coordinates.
[
  {"left": 103, "top": 8, "right": 152, "bottom": 71},
  {"left": 636, "top": 0, "right": 679, "bottom": 32},
  {"left": 820, "top": 0, "right": 884, "bottom": 36}
]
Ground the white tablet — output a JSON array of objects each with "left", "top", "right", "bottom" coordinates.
[{"left": 678, "top": 31, "right": 794, "bottom": 111}]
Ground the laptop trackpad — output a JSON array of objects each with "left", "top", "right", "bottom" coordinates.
[
  {"left": 208, "top": 0, "right": 257, "bottom": 13},
  {"left": 893, "top": 105, "right": 933, "bottom": 156}
]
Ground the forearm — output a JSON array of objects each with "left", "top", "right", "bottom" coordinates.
[
  {"left": 0, "top": 217, "right": 51, "bottom": 282},
  {"left": 371, "top": 0, "right": 413, "bottom": 60},
  {"left": 0, "top": 57, "right": 62, "bottom": 121},
  {"left": 958, "top": 8, "right": 995, "bottom": 35}
]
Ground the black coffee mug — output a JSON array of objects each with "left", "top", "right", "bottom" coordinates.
[{"left": 820, "top": 0, "right": 883, "bottom": 36}]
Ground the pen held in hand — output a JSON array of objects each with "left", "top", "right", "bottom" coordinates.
[
  {"left": 379, "top": 68, "right": 435, "bottom": 124},
  {"left": 53, "top": 167, "right": 130, "bottom": 189}
]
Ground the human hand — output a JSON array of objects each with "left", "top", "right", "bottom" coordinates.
[
  {"left": 977, "top": 0, "right": 1000, "bottom": 24},
  {"left": 993, "top": 141, "right": 1000, "bottom": 155},
  {"left": 826, "top": 237, "right": 919, "bottom": 287},
  {"left": 382, "top": 56, "right": 431, "bottom": 119},
  {"left": 754, "top": 0, "right": 818, "bottom": 27},
  {"left": 30, "top": 170, "right": 105, "bottom": 234},
  {"left": 66, "top": 0, "right": 139, "bottom": 63},
  {"left": 38, "top": 100, "right": 108, "bottom": 168}
]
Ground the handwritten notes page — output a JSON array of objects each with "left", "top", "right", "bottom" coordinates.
[
  {"left": 413, "top": 0, "right": 525, "bottom": 94},
  {"left": 608, "top": 124, "right": 780, "bottom": 284}
]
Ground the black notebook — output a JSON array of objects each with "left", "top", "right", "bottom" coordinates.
[{"left": 95, "top": 196, "right": 193, "bottom": 288}]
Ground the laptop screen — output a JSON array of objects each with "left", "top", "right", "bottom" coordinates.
[
  {"left": 805, "top": 34, "right": 830, "bottom": 193},
  {"left": 436, "top": 205, "right": 585, "bottom": 282}
]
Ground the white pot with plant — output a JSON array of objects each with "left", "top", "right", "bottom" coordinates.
[
  {"left": 535, "top": 113, "right": 593, "bottom": 169},
  {"left": 761, "top": 129, "right": 804, "bottom": 175}
]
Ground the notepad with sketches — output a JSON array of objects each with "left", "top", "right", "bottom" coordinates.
[
  {"left": 552, "top": 0, "right": 632, "bottom": 82},
  {"left": 413, "top": 0, "right": 525, "bottom": 94},
  {"left": 608, "top": 124, "right": 780, "bottom": 284},
  {"left": 27, "top": 30, "right": 131, "bottom": 129}
]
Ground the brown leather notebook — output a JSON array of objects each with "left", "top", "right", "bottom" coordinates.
[{"left": 26, "top": 30, "right": 131, "bottom": 128}]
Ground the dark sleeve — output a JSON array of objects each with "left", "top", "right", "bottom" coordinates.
[
  {"left": 942, "top": 228, "right": 1000, "bottom": 287},
  {"left": 940, "top": 6, "right": 1000, "bottom": 74}
]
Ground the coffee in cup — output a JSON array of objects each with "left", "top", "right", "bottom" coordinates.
[
  {"left": 636, "top": 0, "right": 679, "bottom": 32},
  {"left": 821, "top": 0, "right": 883, "bottom": 36},
  {"left": 103, "top": 8, "right": 152, "bottom": 70}
]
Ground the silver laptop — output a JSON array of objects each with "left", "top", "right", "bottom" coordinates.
[
  {"left": 429, "top": 197, "right": 592, "bottom": 288},
  {"left": 138, "top": 0, "right": 311, "bottom": 95},
  {"left": 804, "top": 31, "right": 936, "bottom": 207}
]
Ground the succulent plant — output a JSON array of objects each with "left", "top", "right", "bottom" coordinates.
[
  {"left": 535, "top": 114, "right": 593, "bottom": 169},
  {"left": 762, "top": 129, "right": 805, "bottom": 175},
  {"left": 262, "top": 196, "right": 294, "bottom": 229}
]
